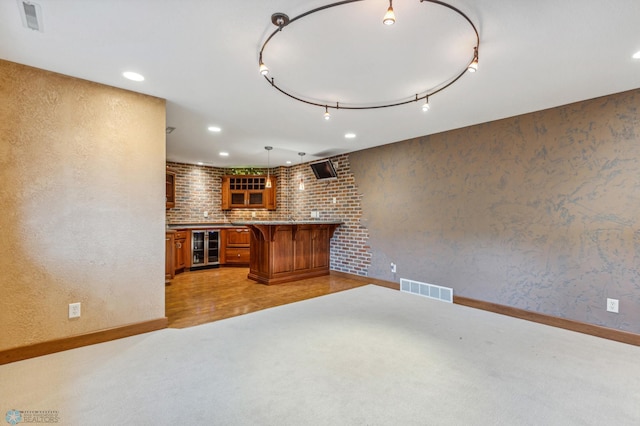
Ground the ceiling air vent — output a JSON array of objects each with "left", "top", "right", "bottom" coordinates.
[{"left": 18, "top": 0, "right": 43, "bottom": 32}]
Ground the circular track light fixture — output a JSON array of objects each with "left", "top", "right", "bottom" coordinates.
[{"left": 258, "top": 0, "right": 480, "bottom": 117}]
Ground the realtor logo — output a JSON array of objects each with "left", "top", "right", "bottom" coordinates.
[
  {"left": 5, "top": 410, "right": 22, "bottom": 425},
  {"left": 4, "top": 409, "right": 58, "bottom": 424}
]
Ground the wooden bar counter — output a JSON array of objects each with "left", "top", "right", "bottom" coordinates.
[{"left": 232, "top": 221, "right": 342, "bottom": 285}]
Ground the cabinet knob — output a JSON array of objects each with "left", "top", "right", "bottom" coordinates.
[{"left": 238, "top": 253, "right": 241, "bottom": 257}]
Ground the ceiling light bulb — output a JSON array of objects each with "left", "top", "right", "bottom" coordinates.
[
  {"left": 259, "top": 61, "right": 269, "bottom": 76},
  {"left": 383, "top": 1, "right": 395, "bottom": 25},
  {"left": 208, "top": 126, "right": 221, "bottom": 132},
  {"left": 422, "top": 97, "right": 430, "bottom": 112},
  {"left": 324, "top": 107, "right": 331, "bottom": 120},
  {"left": 633, "top": 51, "right": 640, "bottom": 59}
]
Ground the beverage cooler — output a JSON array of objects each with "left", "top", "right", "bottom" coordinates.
[{"left": 191, "top": 230, "right": 220, "bottom": 269}]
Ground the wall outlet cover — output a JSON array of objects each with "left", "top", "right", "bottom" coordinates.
[{"left": 69, "top": 302, "right": 81, "bottom": 319}]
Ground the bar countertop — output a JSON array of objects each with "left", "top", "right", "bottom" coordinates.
[
  {"left": 167, "top": 223, "right": 243, "bottom": 230},
  {"left": 231, "top": 220, "right": 343, "bottom": 226}
]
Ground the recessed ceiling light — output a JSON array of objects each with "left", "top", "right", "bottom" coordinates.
[
  {"left": 122, "top": 71, "right": 144, "bottom": 82},
  {"left": 197, "top": 162, "right": 204, "bottom": 166},
  {"left": 208, "top": 126, "right": 221, "bottom": 132},
  {"left": 219, "top": 152, "right": 229, "bottom": 157},
  {"left": 345, "top": 133, "right": 356, "bottom": 139},
  {"left": 632, "top": 51, "right": 640, "bottom": 59},
  {"left": 286, "top": 161, "right": 292, "bottom": 164}
]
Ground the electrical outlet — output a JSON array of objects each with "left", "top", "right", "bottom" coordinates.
[
  {"left": 333, "top": 197, "right": 337, "bottom": 204},
  {"left": 606, "top": 298, "right": 619, "bottom": 313},
  {"left": 204, "top": 211, "right": 208, "bottom": 218},
  {"left": 390, "top": 263, "right": 396, "bottom": 273},
  {"left": 69, "top": 302, "right": 81, "bottom": 319},
  {"left": 251, "top": 211, "right": 256, "bottom": 218}
]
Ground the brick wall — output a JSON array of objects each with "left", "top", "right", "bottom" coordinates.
[
  {"left": 166, "top": 154, "right": 371, "bottom": 276},
  {"left": 289, "top": 154, "right": 371, "bottom": 276},
  {"left": 166, "top": 162, "right": 286, "bottom": 223}
]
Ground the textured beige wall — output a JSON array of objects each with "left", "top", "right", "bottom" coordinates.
[
  {"left": 0, "top": 60, "right": 166, "bottom": 350},
  {"left": 350, "top": 89, "right": 640, "bottom": 334}
]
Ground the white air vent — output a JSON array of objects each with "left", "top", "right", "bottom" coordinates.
[
  {"left": 400, "top": 278, "right": 453, "bottom": 303},
  {"left": 18, "top": 0, "right": 44, "bottom": 32}
]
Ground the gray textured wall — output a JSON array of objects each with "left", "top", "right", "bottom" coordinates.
[
  {"left": 0, "top": 60, "right": 166, "bottom": 350},
  {"left": 349, "top": 89, "right": 640, "bottom": 333}
]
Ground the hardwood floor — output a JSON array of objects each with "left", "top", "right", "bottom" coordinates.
[{"left": 165, "top": 267, "right": 369, "bottom": 328}]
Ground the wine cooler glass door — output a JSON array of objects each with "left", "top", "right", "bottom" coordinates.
[
  {"left": 207, "top": 230, "right": 219, "bottom": 264},
  {"left": 192, "top": 231, "right": 205, "bottom": 266}
]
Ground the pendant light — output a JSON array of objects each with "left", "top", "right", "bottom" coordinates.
[
  {"left": 383, "top": 0, "right": 395, "bottom": 25},
  {"left": 265, "top": 146, "right": 272, "bottom": 188},
  {"left": 298, "top": 152, "right": 306, "bottom": 191}
]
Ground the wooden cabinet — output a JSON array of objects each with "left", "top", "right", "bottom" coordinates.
[
  {"left": 166, "top": 171, "right": 176, "bottom": 209},
  {"left": 221, "top": 175, "right": 276, "bottom": 210},
  {"left": 221, "top": 227, "right": 250, "bottom": 266}
]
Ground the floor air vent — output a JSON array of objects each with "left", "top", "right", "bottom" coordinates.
[{"left": 400, "top": 278, "right": 453, "bottom": 303}]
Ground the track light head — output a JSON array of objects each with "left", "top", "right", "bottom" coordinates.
[
  {"left": 259, "top": 61, "right": 269, "bottom": 76},
  {"left": 422, "top": 96, "right": 430, "bottom": 112},
  {"left": 468, "top": 48, "right": 479, "bottom": 72}
]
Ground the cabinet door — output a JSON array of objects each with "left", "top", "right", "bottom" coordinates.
[
  {"left": 221, "top": 176, "right": 230, "bottom": 210},
  {"left": 166, "top": 172, "right": 176, "bottom": 209},
  {"left": 265, "top": 176, "right": 276, "bottom": 210},
  {"left": 247, "top": 191, "right": 264, "bottom": 208},
  {"left": 165, "top": 232, "right": 175, "bottom": 280},
  {"left": 175, "top": 238, "right": 186, "bottom": 270},
  {"left": 311, "top": 226, "right": 330, "bottom": 269},
  {"left": 229, "top": 191, "right": 247, "bottom": 208},
  {"left": 227, "top": 228, "right": 250, "bottom": 246}
]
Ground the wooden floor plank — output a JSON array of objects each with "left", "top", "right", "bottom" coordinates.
[{"left": 165, "top": 268, "right": 368, "bottom": 328}]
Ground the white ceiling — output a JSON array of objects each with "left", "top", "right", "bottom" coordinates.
[{"left": 2, "top": 0, "right": 640, "bottom": 168}]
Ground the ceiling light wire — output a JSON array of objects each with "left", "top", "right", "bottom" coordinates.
[{"left": 258, "top": 0, "right": 480, "bottom": 115}]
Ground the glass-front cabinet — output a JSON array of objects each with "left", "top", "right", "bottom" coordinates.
[{"left": 221, "top": 175, "right": 276, "bottom": 210}]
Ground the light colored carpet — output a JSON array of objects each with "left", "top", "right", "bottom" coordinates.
[{"left": 1, "top": 285, "right": 639, "bottom": 425}]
